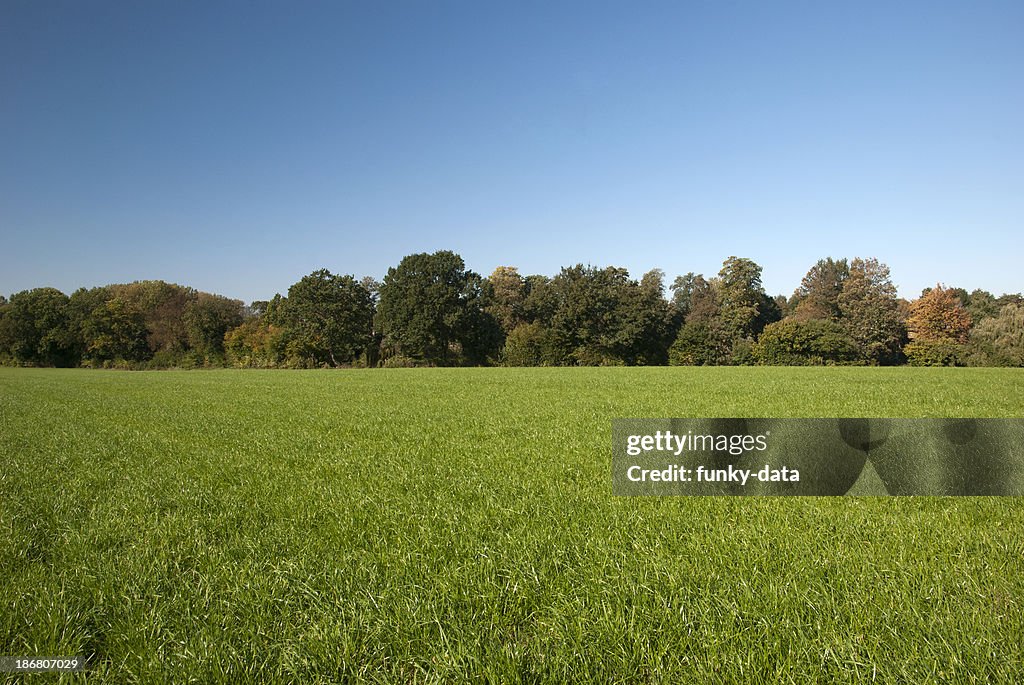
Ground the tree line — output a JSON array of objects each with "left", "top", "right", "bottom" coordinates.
[{"left": 1, "top": 251, "right": 1021, "bottom": 368}]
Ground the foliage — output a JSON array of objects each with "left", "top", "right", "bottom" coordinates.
[
  {"left": 0, "top": 288, "right": 75, "bottom": 366},
  {"left": 666, "top": 258, "right": 779, "bottom": 366},
  {"left": 727, "top": 336, "right": 756, "bottom": 366},
  {"left": 903, "top": 284, "right": 973, "bottom": 367},
  {"left": 502, "top": 322, "right": 556, "bottom": 366},
  {"left": 539, "top": 265, "right": 673, "bottom": 366},
  {"left": 682, "top": 275, "right": 720, "bottom": 325},
  {"left": 78, "top": 295, "right": 150, "bottom": 365},
  {"left": 224, "top": 319, "right": 287, "bottom": 368},
  {"left": 5, "top": 253, "right": 1024, "bottom": 369},
  {"left": 716, "top": 256, "right": 778, "bottom": 340},
  {"left": 904, "top": 339, "right": 967, "bottom": 367},
  {"left": 773, "top": 293, "right": 793, "bottom": 319},
  {"left": 669, "top": 322, "right": 728, "bottom": 365},
  {"left": 669, "top": 272, "right": 703, "bottom": 320},
  {"left": 111, "top": 281, "right": 192, "bottom": 356},
  {"left": 377, "top": 251, "right": 500, "bottom": 366},
  {"left": 485, "top": 266, "right": 527, "bottom": 334},
  {"left": 967, "top": 303, "right": 1024, "bottom": 367},
  {"left": 184, "top": 292, "right": 245, "bottom": 362},
  {"left": 753, "top": 319, "right": 861, "bottom": 365},
  {"left": 280, "top": 269, "right": 373, "bottom": 367},
  {"left": 907, "top": 285, "right": 972, "bottom": 344},
  {"left": 949, "top": 288, "right": 1022, "bottom": 325},
  {"left": 837, "top": 258, "right": 906, "bottom": 365},
  {"left": 631, "top": 269, "right": 676, "bottom": 365},
  {"left": 791, "top": 257, "right": 849, "bottom": 321}
]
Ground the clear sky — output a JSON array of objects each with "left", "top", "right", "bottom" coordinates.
[{"left": 2, "top": 1, "right": 1022, "bottom": 304}]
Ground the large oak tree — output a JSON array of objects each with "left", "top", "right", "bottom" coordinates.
[{"left": 376, "top": 251, "right": 499, "bottom": 365}]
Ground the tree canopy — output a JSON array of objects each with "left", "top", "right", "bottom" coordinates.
[
  {"left": 2, "top": 251, "right": 1020, "bottom": 368},
  {"left": 376, "top": 251, "right": 499, "bottom": 366},
  {"left": 281, "top": 269, "right": 374, "bottom": 367},
  {"left": 837, "top": 258, "right": 906, "bottom": 365}
]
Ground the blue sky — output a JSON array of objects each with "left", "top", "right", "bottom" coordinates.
[{"left": 2, "top": 1, "right": 1021, "bottom": 303}]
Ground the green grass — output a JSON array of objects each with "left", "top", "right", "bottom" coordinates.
[{"left": 1, "top": 367, "right": 1023, "bottom": 683}]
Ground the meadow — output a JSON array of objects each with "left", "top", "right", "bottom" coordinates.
[{"left": 1, "top": 367, "right": 1022, "bottom": 683}]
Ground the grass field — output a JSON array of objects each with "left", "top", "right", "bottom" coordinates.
[{"left": 1, "top": 367, "right": 1023, "bottom": 683}]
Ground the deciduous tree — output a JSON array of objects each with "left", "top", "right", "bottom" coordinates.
[
  {"left": 968, "top": 303, "right": 1024, "bottom": 367},
  {"left": 837, "top": 258, "right": 905, "bottom": 365},
  {"left": 791, "top": 258, "right": 849, "bottom": 321},
  {"left": 282, "top": 269, "right": 374, "bottom": 367},
  {"left": 377, "top": 251, "right": 499, "bottom": 365},
  {"left": 717, "top": 257, "right": 779, "bottom": 340},
  {"left": 184, "top": 293, "right": 245, "bottom": 361},
  {"left": 486, "top": 266, "right": 527, "bottom": 335},
  {"left": 907, "top": 284, "right": 972, "bottom": 344},
  {"left": 0, "top": 288, "right": 74, "bottom": 366}
]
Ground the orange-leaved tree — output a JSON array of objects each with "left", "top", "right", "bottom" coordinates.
[{"left": 904, "top": 284, "right": 972, "bottom": 366}]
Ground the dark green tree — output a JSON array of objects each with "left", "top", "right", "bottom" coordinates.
[
  {"left": 666, "top": 276, "right": 729, "bottom": 365},
  {"left": 717, "top": 256, "right": 778, "bottom": 340},
  {"left": 670, "top": 272, "right": 702, "bottom": 320},
  {"left": 248, "top": 301, "right": 270, "bottom": 317},
  {"left": 626, "top": 269, "right": 675, "bottom": 365},
  {"left": 539, "top": 265, "right": 672, "bottom": 365},
  {"left": 184, "top": 293, "right": 245, "bottom": 361},
  {"left": 682, "top": 276, "right": 720, "bottom": 325},
  {"left": 774, "top": 293, "right": 794, "bottom": 319},
  {"left": 78, "top": 293, "right": 149, "bottom": 364},
  {"left": 263, "top": 294, "right": 288, "bottom": 326},
  {"left": 109, "top": 281, "right": 192, "bottom": 357},
  {"left": 520, "top": 275, "right": 557, "bottom": 324},
  {"left": 377, "top": 251, "right": 499, "bottom": 365},
  {"left": 281, "top": 269, "right": 374, "bottom": 367},
  {"left": 501, "top": 322, "right": 557, "bottom": 366},
  {"left": 668, "top": 323, "right": 729, "bottom": 366},
  {"left": 753, "top": 319, "right": 860, "bottom": 365},
  {"left": 0, "top": 288, "right": 75, "bottom": 366},
  {"left": 67, "top": 286, "right": 112, "bottom": 363}
]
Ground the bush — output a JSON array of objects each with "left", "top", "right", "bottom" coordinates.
[
  {"left": 382, "top": 354, "right": 419, "bottom": 368},
  {"left": 572, "top": 346, "right": 626, "bottom": 366},
  {"left": 728, "top": 338, "right": 756, "bottom": 366},
  {"left": 669, "top": 323, "right": 728, "bottom": 366},
  {"left": 753, "top": 319, "right": 860, "bottom": 366},
  {"left": 904, "top": 339, "right": 966, "bottom": 367},
  {"left": 501, "top": 322, "right": 567, "bottom": 366},
  {"left": 501, "top": 322, "right": 546, "bottom": 366},
  {"left": 224, "top": 320, "right": 287, "bottom": 368}
]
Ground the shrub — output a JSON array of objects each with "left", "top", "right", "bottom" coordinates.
[
  {"left": 904, "top": 339, "right": 966, "bottom": 367},
  {"left": 501, "top": 322, "right": 546, "bottom": 366},
  {"left": 382, "top": 354, "right": 418, "bottom": 368},
  {"left": 669, "top": 323, "right": 728, "bottom": 366},
  {"left": 753, "top": 319, "right": 860, "bottom": 366},
  {"left": 728, "top": 337, "right": 756, "bottom": 366}
]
